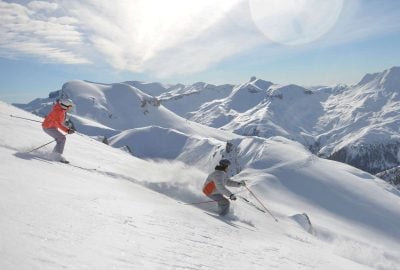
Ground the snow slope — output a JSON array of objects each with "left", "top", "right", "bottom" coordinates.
[{"left": 2, "top": 102, "right": 400, "bottom": 269}]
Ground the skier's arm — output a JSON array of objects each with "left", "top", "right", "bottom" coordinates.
[
  {"left": 214, "top": 175, "right": 234, "bottom": 198},
  {"left": 55, "top": 112, "right": 69, "bottom": 133},
  {"left": 225, "top": 176, "right": 241, "bottom": 187}
]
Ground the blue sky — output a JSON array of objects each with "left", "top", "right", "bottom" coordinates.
[{"left": 0, "top": 0, "right": 399, "bottom": 103}]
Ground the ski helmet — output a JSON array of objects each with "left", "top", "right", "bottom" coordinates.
[
  {"left": 219, "top": 159, "right": 231, "bottom": 168},
  {"left": 60, "top": 98, "right": 74, "bottom": 109}
]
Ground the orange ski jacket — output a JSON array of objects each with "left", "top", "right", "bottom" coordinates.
[{"left": 42, "top": 102, "right": 69, "bottom": 133}]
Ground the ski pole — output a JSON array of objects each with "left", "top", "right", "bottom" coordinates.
[
  {"left": 237, "top": 195, "right": 266, "bottom": 213},
  {"left": 27, "top": 139, "right": 56, "bottom": 153},
  {"left": 27, "top": 130, "right": 75, "bottom": 153},
  {"left": 9, "top": 114, "right": 83, "bottom": 138},
  {"left": 10, "top": 114, "right": 42, "bottom": 123},
  {"left": 245, "top": 185, "right": 279, "bottom": 222}
]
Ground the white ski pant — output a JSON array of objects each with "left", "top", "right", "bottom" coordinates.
[
  {"left": 43, "top": 128, "right": 66, "bottom": 154},
  {"left": 208, "top": 194, "right": 230, "bottom": 216}
]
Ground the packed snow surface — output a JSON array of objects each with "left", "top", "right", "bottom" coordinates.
[{"left": 1, "top": 102, "right": 400, "bottom": 269}]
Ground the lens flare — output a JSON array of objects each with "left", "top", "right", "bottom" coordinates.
[{"left": 249, "top": 0, "right": 344, "bottom": 45}]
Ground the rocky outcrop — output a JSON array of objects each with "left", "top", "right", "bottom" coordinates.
[
  {"left": 376, "top": 166, "right": 400, "bottom": 187},
  {"left": 329, "top": 142, "right": 400, "bottom": 174}
]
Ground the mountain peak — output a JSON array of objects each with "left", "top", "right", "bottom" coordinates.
[
  {"left": 381, "top": 66, "right": 400, "bottom": 91},
  {"left": 357, "top": 72, "right": 379, "bottom": 86},
  {"left": 357, "top": 66, "right": 400, "bottom": 91}
]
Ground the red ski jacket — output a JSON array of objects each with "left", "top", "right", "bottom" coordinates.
[{"left": 42, "top": 103, "right": 69, "bottom": 132}]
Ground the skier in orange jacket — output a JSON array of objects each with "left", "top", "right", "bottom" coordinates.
[
  {"left": 42, "top": 99, "right": 75, "bottom": 163},
  {"left": 203, "top": 159, "right": 245, "bottom": 215}
]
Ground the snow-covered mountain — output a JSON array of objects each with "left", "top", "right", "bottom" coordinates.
[
  {"left": 119, "top": 80, "right": 234, "bottom": 118},
  {"left": 2, "top": 101, "right": 400, "bottom": 269},
  {"left": 158, "top": 82, "right": 233, "bottom": 118},
  {"left": 156, "top": 67, "right": 400, "bottom": 175},
  {"left": 122, "top": 80, "right": 170, "bottom": 97},
  {"left": 15, "top": 66, "right": 400, "bottom": 177},
  {"left": 15, "top": 80, "right": 240, "bottom": 168},
  {"left": 318, "top": 67, "right": 400, "bottom": 173}
]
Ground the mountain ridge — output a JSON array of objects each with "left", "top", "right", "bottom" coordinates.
[{"left": 15, "top": 66, "right": 400, "bottom": 177}]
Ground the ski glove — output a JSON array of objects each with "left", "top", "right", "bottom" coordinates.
[
  {"left": 238, "top": 180, "right": 246, "bottom": 186},
  {"left": 68, "top": 128, "right": 75, "bottom": 134},
  {"left": 229, "top": 194, "right": 237, "bottom": 200}
]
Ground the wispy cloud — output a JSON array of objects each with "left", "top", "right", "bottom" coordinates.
[
  {"left": 0, "top": 0, "right": 90, "bottom": 64},
  {"left": 27, "top": 1, "right": 58, "bottom": 12},
  {"left": 317, "top": 0, "right": 400, "bottom": 46},
  {"left": 0, "top": 0, "right": 399, "bottom": 77},
  {"left": 64, "top": 0, "right": 264, "bottom": 76},
  {"left": 0, "top": 0, "right": 265, "bottom": 76}
]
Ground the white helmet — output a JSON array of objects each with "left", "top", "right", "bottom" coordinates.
[{"left": 60, "top": 98, "right": 74, "bottom": 109}]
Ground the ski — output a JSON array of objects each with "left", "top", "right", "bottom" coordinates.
[
  {"left": 237, "top": 196, "right": 266, "bottom": 213},
  {"left": 181, "top": 196, "right": 266, "bottom": 213},
  {"left": 203, "top": 211, "right": 257, "bottom": 231},
  {"left": 32, "top": 156, "right": 97, "bottom": 171},
  {"left": 65, "top": 163, "right": 97, "bottom": 171}
]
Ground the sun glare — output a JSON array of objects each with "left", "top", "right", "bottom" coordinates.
[{"left": 104, "top": 0, "right": 240, "bottom": 64}]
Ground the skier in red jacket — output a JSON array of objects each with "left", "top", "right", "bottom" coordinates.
[{"left": 42, "top": 99, "right": 75, "bottom": 163}]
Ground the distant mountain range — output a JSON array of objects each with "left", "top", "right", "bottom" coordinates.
[{"left": 15, "top": 66, "right": 400, "bottom": 179}]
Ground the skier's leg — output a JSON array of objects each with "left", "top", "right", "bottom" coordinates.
[
  {"left": 43, "top": 128, "right": 66, "bottom": 154},
  {"left": 209, "top": 194, "right": 230, "bottom": 216},
  {"left": 218, "top": 198, "right": 230, "bottom": 216}
]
